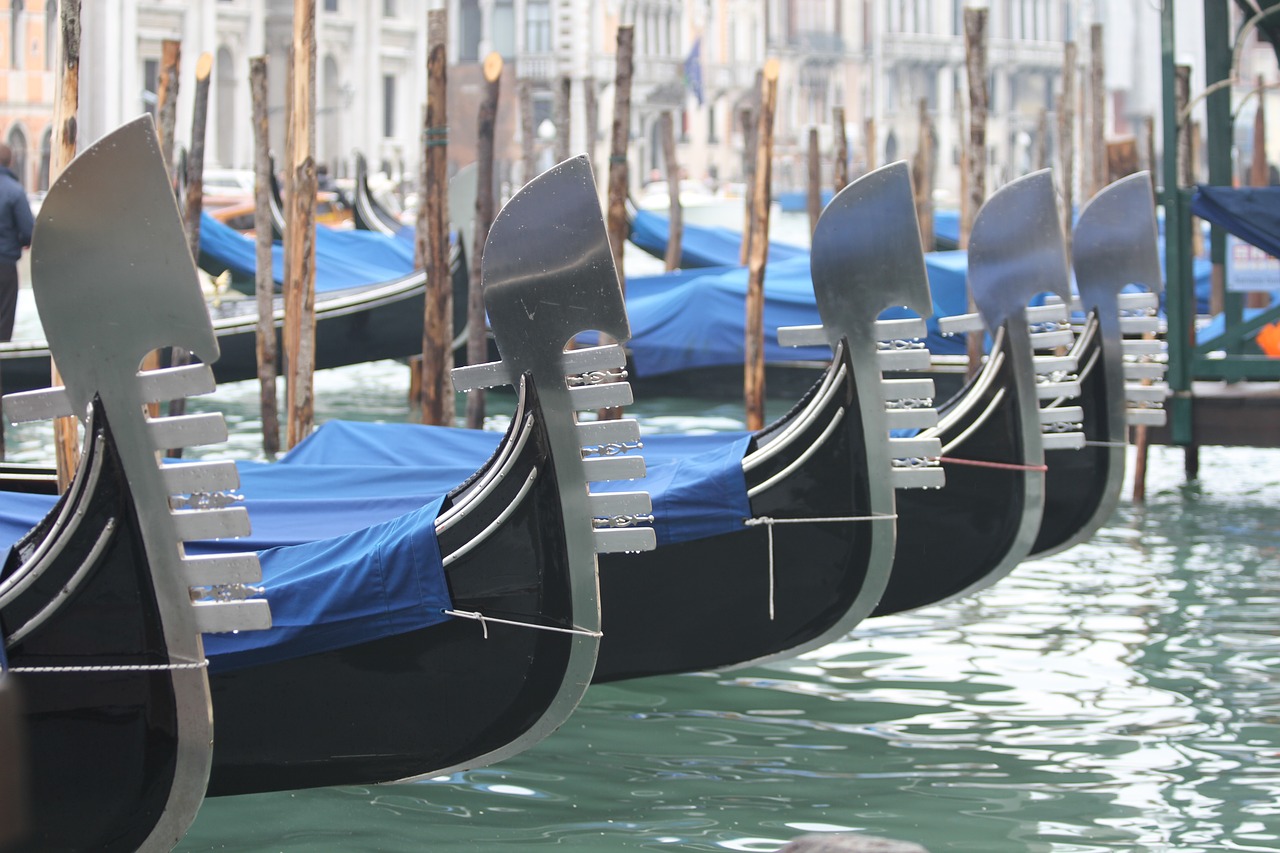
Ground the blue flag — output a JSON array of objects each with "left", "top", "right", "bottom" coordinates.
[{"left": 684, "top": 38, "right": 704, "bottom": 106}]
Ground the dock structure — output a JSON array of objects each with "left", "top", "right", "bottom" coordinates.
[{"left": 1159, "top": 2, "right": 1280, "bottom": 464}]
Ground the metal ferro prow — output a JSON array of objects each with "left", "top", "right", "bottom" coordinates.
[
  {"left": 451, "top": 153, "right": 655, "bottom": 636},
  {"left": 7, "top": 114, "right": 270, "bottom": 849},
  {"left": 1072, "top": 171, "right": 1168, "bottom": 430},
  {"left": 777, "top": 160, "right": 944, "bottom": 491},
  {"left": 965, "top": 169, "right": 1084, "bottom": 445}
]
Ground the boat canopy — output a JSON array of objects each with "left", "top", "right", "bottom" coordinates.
[{"left": 0, "top": 421, "right": 756, "bottom": 668}]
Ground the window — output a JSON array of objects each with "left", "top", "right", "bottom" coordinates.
[
  {"left": 324, "top": 0, "right": 338, "bottom": 12},
  {"left": 526, "top": 0, "right": 551, "bottom": 53},
  {"left": 492, "top": 0, "right": 514, "bottom": 57},
  {"left": 10, "top": 0, "right": 23, "bottom": 70},
  {"left": 459, "top": 0, "right": 480, "bottom": 61},
  {"left": 382, "top": 74, "right": 395, "bottom": 138},
  {"left": 383, "top": 0, "right": 395, "bottom": 16}
]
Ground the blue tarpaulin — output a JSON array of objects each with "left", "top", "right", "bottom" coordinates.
[
  {"left": 629, "top": 208, "right": 809, "bottom": 269},
  {"left": 0, "top": 419, "right": 758, "bottom": 667},
  {"left": 197, "top": 211, "right": 416, "bottom": 293}
]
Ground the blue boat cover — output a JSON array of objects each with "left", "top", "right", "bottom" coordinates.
[
  {"left": 629, "top": 208, "right": 809, "bottom": 269},
  {"left": 281, "top": 420, "right": 754, "bottom": 548},
  {"left": 1191, "top": 185, "right": 1280, "bottom": 259},
  {"left": 0, "top": 419, "right": 757, "bottom": 669},
  {"left": 197, "top": 211, "right": 416, "bottom": 293},
  {"left": 610, "top": 252, "right": 971, "bottom": 378}
]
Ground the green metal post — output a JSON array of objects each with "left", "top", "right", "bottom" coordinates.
[
  {"left": 1163, "top": 0, "right": 1194, "bottom": 446},
  {"left": 1203, "top": 4, "right": 1246, "bottom": 353}
]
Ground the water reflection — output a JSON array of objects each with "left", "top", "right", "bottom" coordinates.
[{"left": 93, "top": 363, "right": 1275, "bottom": 852}]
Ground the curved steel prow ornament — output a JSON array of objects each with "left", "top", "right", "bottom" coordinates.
[
  {"left": 775, "top": 160, "right": 944, "bottom": 620},
  {"left": 451, "top": 154, "right": 653, "bottom": 742},
  {"left": 1072, "top": 170, "right": 1168, "bottom": 429},
  {"left": 779, "top": 161, "right": 944, "bottom": 489},
  {"left": 1026, "top": 171, "right": 1167, "bottom": 558},
  {"left": 2, "top": 114, "right": 269, "bottom": 851}
]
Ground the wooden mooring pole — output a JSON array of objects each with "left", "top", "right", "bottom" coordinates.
[
  {"left": 600, "top": 24, "right": 634, "bottom": 421},
  {"left": 156, "top": 40, "right": 181, "bottom": 180},
  {"left": 962, "top": 4, "right": 988, "bottom": 379},
  {"left": 284, "top": 0, "right": 317, "bottom": 448},
  {"left": 606, "top": 25, "right": 634, "bottom": 292},
  {"left": 466, "top": 52, "right": 503, "bottom": 430},
  {"left": 807, "top": 126, "right": 821, "bottom": 237},
  {"left": 660, "top": 111, "right": 683, "bottom": 272},
  {"left": 913, "top": 98, "right": 934, "bottom": 255},
  {"left": 167, "top": 51, "right": 214, "bottom": 439},
  {"left": 417, "top": 9, "right": 452, "bottom": 426},
  {"left": 250, "top": 56, "right": 279, "bottom": 455},
  {"left": 1059, "top": 41, "right": 1077, "bottom": 258},
  {"left": 519, "top": 77, "right": 537, "bottom": 185},
  {"left": 744, "top": 58, "right": 779, "bottom": 433},
  {"left": 51, "top": 0, "right": 81, "bottom": 491},
  {"left": 739, "top": 102, "right": 757, "bottom": 266},
  {"left": 832, "top": 106, "right": 848, "bottom": 193}
]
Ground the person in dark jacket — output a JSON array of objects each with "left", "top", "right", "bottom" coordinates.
[{"left": 0, "top": 143, "right": 33, "bottom": 342}]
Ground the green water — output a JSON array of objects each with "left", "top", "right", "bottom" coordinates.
[{"left": 129, "top": 360, "right": 1276, "bottom": 853}]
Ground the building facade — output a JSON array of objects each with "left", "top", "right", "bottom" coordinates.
[{"left": 3, "top": 0, "right": 1259, "bottom": 204}]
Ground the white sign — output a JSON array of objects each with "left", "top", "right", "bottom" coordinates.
[{"left": 1225, "top": 234, "right": 1280, "bottom": 293}]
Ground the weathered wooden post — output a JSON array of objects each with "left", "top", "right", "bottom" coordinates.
[
  {"left": 167, "top": 51, "right": 214, "bottom": 435},
  {"left": 584, "top": 77, "right": 599, "bottom": 174},
  {"left": 606, "top": 25, "right": 634, "bottom": 289},
  {"left": 913, "top": 98, "right": 934, "bottom": 254},
  {"left": 555, "top": 74, "right": 572, "bottom": 163},
  {"left": 519, "top": 77, "right": 537, "bottom": 185},
  {"left": 250, "top": 56, "right": 279, "bottom": 455},
  {"left": 181, "top": 53, "right": 213, "bottom": 266},
  {"left": 1059, "top": 41, "right": 1077, "bottom": 256},
  {"left": 1089, "top": 22, "right": 1107, "bottom": 198},
  {"left": 284, "top": 0, "right": 317, "bottom": 448},
  {"left": 744, "top": 58, "right": 779, "bottom": 432},
  {"left": 864, "top": 116, "right": 877, "bottom": 171},
  {"left": 660, "top": 110, "right": 683, "bottom": 271},
  {"left": 51, "top": 0, "right": 81, "bottom": 491},
  {"left": 807, "top": 126, "right": 821, "bottom": 237},
  {"left": 156, "top": 39, "right": 181, "bottom": 178},
  {"left": 739, "top": 102, "right": 757, "bottom": 265},
  {"left": 832, "top": 106, "right": 848, "bottom": 192},
  {"left": 1036, "top": 108, "right": 1049, "bottom": 170},
  {"left": 417, "top": 8, "right": 452, "bottom": 426},
  {"left": 600, "top": 24, "right": 634, "bottom": 421},
  {"left": 962, "top": 3, "right": 989, "bottom": 377},
  {"left": 466, "top": 52, "right": 503, "bottom": 430}
]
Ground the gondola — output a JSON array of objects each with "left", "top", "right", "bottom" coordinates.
[
  {"left": 0, "top": 149, "right": 655, "bottom": 799},
  {"left": 864, "top": 170, "right": 1085, "bottom": 615},
  {"left": 0, "top": 116, "right": 271, "bottom": 851},
  {"left": 1031, "top": 172, "right": 1167, "bottom": 557},
  {"left": 248, "top": 161, "right": 944, "bottom": 682},
  {"left": 206, "top": 154, "right": 654, "bottom": 796},
  {"left": 352, "top": 151, "right": 411, "bottom": 236},
  {"left": 0, "top": 166, "right": 476, "bottom": 397}
]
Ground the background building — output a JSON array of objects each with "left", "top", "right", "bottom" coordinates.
[{"left": 3, "top": 1, "right": 1268, "bottom": 205}]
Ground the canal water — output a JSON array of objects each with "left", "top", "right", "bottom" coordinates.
[
  {"left": 10, "top": 233, "right": 1280, "bottom": 851},
  {"left": 163, "top": 365, "right": 1279, "bottom": 853}
]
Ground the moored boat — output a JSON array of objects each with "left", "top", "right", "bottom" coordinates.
[
  {"left": 0, "top": 115, "right": 270, "bottom": 852},
  {"left": 1031, "top": 172, "right": 1167, "bottom": 557},
  {"left": 869, "top": 170, "right": 1084, "bottom": 615}
]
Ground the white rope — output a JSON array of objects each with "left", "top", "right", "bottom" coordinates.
[
  {"left": 742, "top": 514, "right": 898, "bottom": 527},
  {"left": 742, "top": 513, "right": 898, "bottom": 620},
  {"left": 7, "top": 659, "right": 209, "bottom": 674},
  {"left": 443, "top": 609, "right": 603, "bottom": 640}
]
